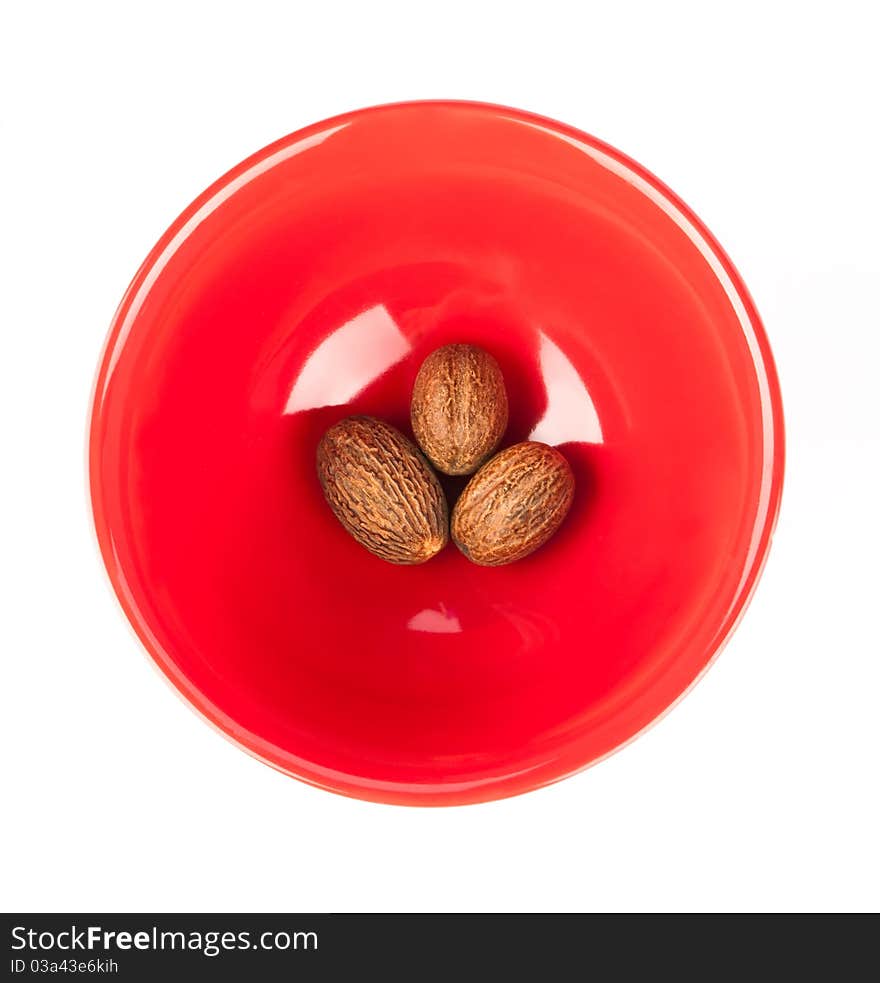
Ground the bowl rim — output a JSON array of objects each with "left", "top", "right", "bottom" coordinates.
[{"left": 87, "top": 99, "right": 786, "bottom": 806}]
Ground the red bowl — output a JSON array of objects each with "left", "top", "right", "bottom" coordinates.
[{"left": 89, "top": 101, "right": 784, "bottom": 805}]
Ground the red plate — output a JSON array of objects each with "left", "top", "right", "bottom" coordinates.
[{"left": 89, "top": 101, "right": 784, "bottom": 805}]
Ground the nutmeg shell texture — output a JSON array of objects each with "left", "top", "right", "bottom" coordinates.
[
  {"left": 317, "top": 416, "right": 449, "bottom": 564},
  {"left": 451, "top": 441, "right": 574, "bottom": 566},
  {"left": 411, "top": 344, "right": 509, "bottom": 475}
]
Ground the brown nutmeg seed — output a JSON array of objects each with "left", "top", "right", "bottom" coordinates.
[
  {"left": 317, "top": 416, "right": 449, "bottom": 564},
  {"left": 451, "top": 442, "right": 574, "bottom": 566},
  {"left": 411, "top": 343, "right": 508, "bottom": 475}
]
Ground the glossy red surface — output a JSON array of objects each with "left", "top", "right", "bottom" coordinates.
[{"left": 89, "top": 102, "right": 784, "bottom": 805}]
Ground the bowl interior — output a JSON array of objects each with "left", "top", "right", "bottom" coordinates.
[{"left": 90, "top": 102, "right": 782, "bottom": 804}]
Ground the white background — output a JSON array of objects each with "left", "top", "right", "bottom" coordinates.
[{"left": 2, "top": 0, "right": 878, "bottom": 913}]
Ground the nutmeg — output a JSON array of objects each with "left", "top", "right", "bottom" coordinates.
[
  {"left": 451, "top": 442, "right": 574, "bottom": 565},
  {"left": 317, "top": 416, "right": 449, "bottom": 564},
  {"left": 411, "top": 344, "right": 508, "bottom": 475}
]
